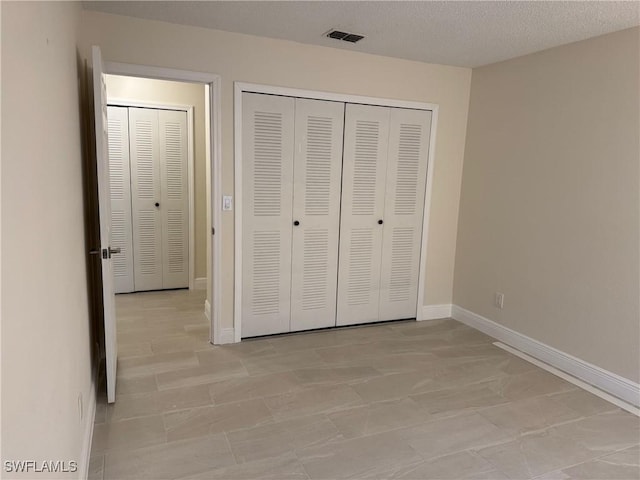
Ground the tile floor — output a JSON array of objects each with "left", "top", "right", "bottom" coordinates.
[{"left": 89, "top": 289, "right": 640, "bottom": 480}]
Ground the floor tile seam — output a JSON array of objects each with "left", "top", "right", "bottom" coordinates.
[
  {"left": 155, "top": 372, "right": 250, "bottom": 391},
  {"left": 486, "top": 384, "right": 579, "bottom": 404},
  {"left": 474, "top": 408, "right": 590, "bottom": 437},
  {"left": 95, "top": 454, "right": 106, "bottom": 480},
  {"left": 98, "top": 435, "right": 168, "bottom": 457},
  {"left": 463, "top": 448, "right": 508, "bottom": 474},
  {"left": 524, "top": 446, "right": 627, "bottom": 480},
  {"left": 570, "top": 442, "right": 640, "bottom": 465},
  {"left": 100, "top": 431, "right": 223, "bottom": 467},
  {"left": 317, "top": 410, "right": 442, "bottom": 448},
  {"left": 162, "top": 408, "right": 280, "bottom": 441},
  {"left": 118, "top": 358, "right": 200, "bottom": 371},
  {"left": 160, "top": 397, "right": 274, "bottom": 424},
  {"left": 105, "top": 399, "right": 218, "bottom": 424},
  {"left": 111, "top": 381, "right": 213, "bottom": 401},
  {"left": 404, "top": 376, "right": 513, "bottom": 398},
  {"left": 267, "top": 338, "right": 381, "bottom": 355},
  {"left": 468, "top": 429, "right": 623, "bottom": 480},
  {"left": 221, "top": 431, "right": 242, "bottom": 467},
  {"left": 427, "top": 431, "right": 521, "bottom": 463}
]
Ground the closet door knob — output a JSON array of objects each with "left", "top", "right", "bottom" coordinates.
[
  {"left": 293, "top": 220, "right": 300, "bottom": 226},
  {"left": 155, "top": 202, "right": 160, "bottom": 207},
  {"left": 378, "top": 219, "right": 383, "bottom": 225}
]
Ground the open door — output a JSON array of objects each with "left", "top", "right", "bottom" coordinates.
[{"left": 92, "top": 46, "right": 118, "bottom": 403}]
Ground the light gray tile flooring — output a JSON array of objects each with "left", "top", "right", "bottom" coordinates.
[{"left": 89, "top": 290, "right": 639, "bottom": 479}]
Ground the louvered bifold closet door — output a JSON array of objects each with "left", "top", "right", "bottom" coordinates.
[
  {"left": 107, "top": 106, "right": 135, "bottom": 294},
  {"left": 378, "top": 108, "right": 432, "bottom": 320},
  {"left": 290, "top": 99, "right": 345, "bottom": 331},
  {"left": 336, "top": 104, "right": 391, "bottom": 326},
  {"left": 129, "top": 108, "right": 163, "bottom": 291},
  {"left": 159, "top": 110, "right": 189, "bottom": 289},
  {"left": 242, "top": 93, "right": 295, "bottom": 337}
]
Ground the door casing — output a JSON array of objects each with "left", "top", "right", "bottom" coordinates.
[{"left": 104, "top": 60, "right": 223, "bottom": 345}]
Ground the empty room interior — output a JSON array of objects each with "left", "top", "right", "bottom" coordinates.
[{"left": 1, "top": 1, "right": 639, "bottom": 479}]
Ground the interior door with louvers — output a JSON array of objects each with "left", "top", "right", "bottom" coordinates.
[
  {"left": 107, "top": 106, "right": 135, "bottom": 293},
  {"left": 378, "top": 108, "right": 432, "bottom": 320},
  {"left": 242, "top": 93, "right": 295, "bottom": 337},
  {"left": 159, "top": 110, "right": 189, "bottom": 289},
  {"left": 290, "top": 99, "right": 345, "bottom": 331},
  {"left": 129, "top": 107, "right": 163, "bottom": 291},
  {"left": 336, "top": 104, "right": 391, "bottom": 326}
]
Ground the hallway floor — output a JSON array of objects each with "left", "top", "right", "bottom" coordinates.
[{"left": 89, "top": 290, "right": 639, "bottom": 479}]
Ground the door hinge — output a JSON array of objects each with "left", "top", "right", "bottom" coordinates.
[
  {"left": 212, "top": 227, "right": 215, "bottom": 235},
  {"left": 102, "top": 248, "right": 110, "bottom": 259}
]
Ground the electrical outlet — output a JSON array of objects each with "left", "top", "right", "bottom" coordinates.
[{"left": 494, "top": 292, "right": 504, "bottom": 309}]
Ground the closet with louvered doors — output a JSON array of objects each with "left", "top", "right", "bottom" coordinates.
[
  {"left": 241, "top": 93, "right": 344, "bottom": 337},
  {"left": 240, "top": 92, "right": 432, "bottom": 338},
  {"left": 107, "top": 105, "right": 189, "bottom": 293},
  {"left": 336, "top": 105, "right": 432, "bottom": 326}
]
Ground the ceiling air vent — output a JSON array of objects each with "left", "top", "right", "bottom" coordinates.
[{"left": 326, "top": 29, "right": 364, "bottom": 43}]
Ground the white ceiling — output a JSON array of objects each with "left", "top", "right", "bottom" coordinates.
[{"left": 83, "top": 1, "right": 640, "bottom": 67}]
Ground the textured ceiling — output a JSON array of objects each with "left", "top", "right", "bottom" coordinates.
[{"left": 83, "top": 1, "right": 640, "bottom": 67}]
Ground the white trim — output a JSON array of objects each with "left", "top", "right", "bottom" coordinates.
[
  {"left": 203, "top": 300, "right": 234, "bottom": 343},
  {"left": 495, "top": 342, "right": 639, "bottom": 416},
  {"left": 233, "top": 83, "right": 243, "bottom": 343},
  {"left": 236, "top": 82, "right": 439, "bottom": 111},
  {"left": 186, "top": 107, "right": 196, "bottom": 291},
  {"left": 415, "top": 107, "right": 439, "bottom": 320},
  {"left": 78, "top": 378, "right": 97, "bottom": 480},
  {"left": 104, "top": 61, "right": 223, "bottom": 345},
  {"left": 419, "top": 304, "right": 452, "bottom": 321},
  {"left": 452, "top": 305, "right": 640, "bottom": 407},
  {"left": 218, "top": 328, "right": 236, "bottom": 345},
  {"left": 107, "top": 98, "right": 196, "bottom": 290},
  {"left": 233, "top": 82, "right": 439, "bottom": 342},
  {"left": 105, "top": 62, "right": 217, "bottom": 84},
  {"left": 210, "top": 79, "right": 223, "bottom": 346},
  {"left": 194, "top": 277, "right": 207, "bottom": 290},
  {"left": 107, "top": 98, "right": 192, "bottom": 112}
]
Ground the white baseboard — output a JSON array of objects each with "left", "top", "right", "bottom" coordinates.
[
  {"left": 495, "top": 342, "right": 639, "bottom": 416},
  {"left": 78, "top": 378, "right": 97, "bottom": 480},
  {"left": 204, "top": 299, "right": 211, "bottom": 321},
  {"left": 419, "top": 304, "right": 452, "bottom": 321},
  {"left": 194, "top": 277, "right": 207, "bottom": 290},
  {"left": 218, "top": 328, "right": 236, "bottom": 345},
  {"left": 204, "top": 299, "right": 236, "bottom": 345},
  {"left": 452, "top": 305, "right": 640, "bottom": 407}
]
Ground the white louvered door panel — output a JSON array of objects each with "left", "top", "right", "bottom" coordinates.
[
  {"left": 242, "top": 93, "right": 295, "bottom": 337},
  {"left": 159, "top": 110, "right": 189, "bottom": 289},
  {"left": 336, "top": 104, "right": 391, "bottom": 326},
  {"left": 107, "top": 106, "right": 135, "bottom": 294},
  {"left": 129, "top": 108, "right": 163, "bottom": 291},
  {"left": 378, "top": 108, "right": 432, "bottom": 320},
  {"left": 290, "top": 99, "right": 345, "bottom": 331}
]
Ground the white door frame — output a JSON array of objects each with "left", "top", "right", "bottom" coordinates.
[
  {"left": 234, "top": 82, "right": 439, "bottom": 342},
  {"left": 108, "top": 99, "right": 196, "bottom": 291},
  {"left": 105, "top": 61, "right": 222, "bottom": 345}
]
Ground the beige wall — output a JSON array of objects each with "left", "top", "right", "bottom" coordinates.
[
  {"left": 1, "top": 1, "right": 95, "bottom": 477},
  {"left": 105, "top": 75, "right": 208, "bottom": 280},
  {"left": 454, "top": 28, "right": 640, "bottom": 382},
  {"left": 78, "top": 11, "right": 473, "bottom": 329}
]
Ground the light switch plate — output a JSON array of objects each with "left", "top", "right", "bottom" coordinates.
[{"left": 223, "top": 195, "right": 233, "bottom": 211}]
